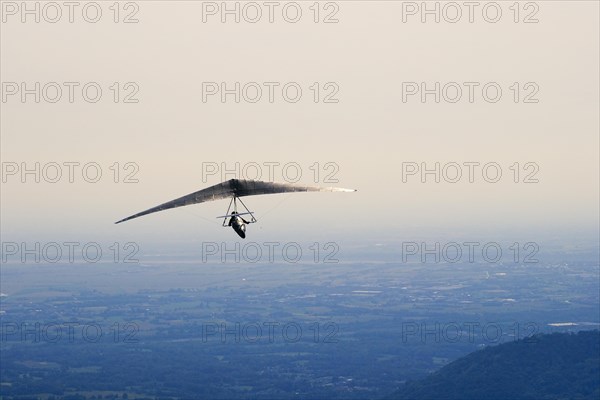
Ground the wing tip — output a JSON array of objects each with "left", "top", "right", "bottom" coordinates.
[{"left": 339, "top": 188, "right": 357, "bottom": 192}]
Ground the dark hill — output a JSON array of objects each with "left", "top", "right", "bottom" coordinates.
[{"left": 389, "top": 330, "right": 600, "bottom": 400}]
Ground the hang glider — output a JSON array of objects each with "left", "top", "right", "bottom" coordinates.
[{"left": 115, "top": 179, "right": 356, "bottom": 238}]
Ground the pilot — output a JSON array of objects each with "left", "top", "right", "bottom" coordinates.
[
  {"left": 228, "top": 211, "right": 250, "bottom": 226},
  {"left": 228, "top": 211, "right": 251, "bottom": 239}
]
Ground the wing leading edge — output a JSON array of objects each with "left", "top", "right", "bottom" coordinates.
[{"left": 115, "top": 179, "right": 356, "bottom": 224}]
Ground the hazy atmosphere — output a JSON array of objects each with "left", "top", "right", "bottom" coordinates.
[
  {"left": 1, "top": 1, "right": 599, "bottom": 399},
  {"left": 2, "top": 2, "right": 598, "bottom": 244}
]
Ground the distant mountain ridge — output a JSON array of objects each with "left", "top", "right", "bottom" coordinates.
[{"left": 389, "top": 330, "right": 600, "bottom": 400}]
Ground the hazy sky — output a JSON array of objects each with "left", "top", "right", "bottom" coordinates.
[{"left": 1, "top": 1, "right": 598, "bottom": 250}]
